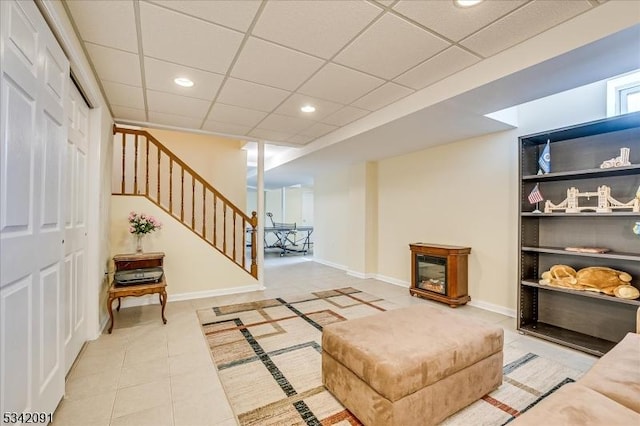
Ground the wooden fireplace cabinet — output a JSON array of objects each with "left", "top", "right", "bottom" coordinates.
[{"left": 409, "top": 243, "right": 471, "bottom": 307}]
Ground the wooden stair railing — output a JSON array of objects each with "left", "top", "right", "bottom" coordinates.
[{"left": 112, "top": 126, "right": 258, "bottom": 279}]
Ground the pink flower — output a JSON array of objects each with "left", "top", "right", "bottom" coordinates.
[{"left": 127, "top": 211, "right": 161, "bottom": 234}]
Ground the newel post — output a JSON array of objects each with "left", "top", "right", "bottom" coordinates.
[{"left": 250, "top": 211, "right": 258, "bottom": 278}]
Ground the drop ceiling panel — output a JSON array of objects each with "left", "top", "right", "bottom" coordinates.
[
  {"left": 393, "top": 0, "right": 527, "bottom": 42},
  {"left": 258, "top": 114, "right": 315, "bottom": 134},
  {"left": 298, "top": 122, "right": 338, "bottom": 138},
  {"left": 249, "top": 128, "right": 295, "bottom": 143},
  {"left": 102, "top": 81, "right": 145, "bottom": 109},
  {"left": 394, "top": 46, "right": 480, "bottom": 90},
  {"left": 202, "top": 120, "right": 252, "bottom": 135},
  {"left": 298, "top": 63, "right": 384, "bottom": 105},
  {"left": 146, "top": 0, "right": 260, "bottom": 32},
  {"left": 144, "top": 57, "right": 223, "bottom": 101},
  {"left": 148, "top": 111, "right": 204, "bottom": 129},
  {"left": 85, "top": 43, "right": 142, "bottom": 86},
  {"left": 231, "top": 37, "right": 325, "bottom": 91},
  {"left": 111, "top": 105, "right": 147, "bottom": 122},
  {"left": 252, "top": 0, "right": 382, "bottom": 59},
  {"left": 146, "top": 89, "right": 211, "bottom": 118},
  {"left": 66, "top": 0, "right": 138, "bottom": 52},
  {"left": 335, "top": 13, "right": 450, "bottom": 79},
  {"left": 217, "top": 78, "right": 291, "bottom": 112},
  {"left": 352, "top": 82, "right": 414, "bottom": 111},
  {"left": 274, "top": 94, "right": 343, "bottom": 121},
  {"left": 286, "top": 134, "right": 314, "bottom": 145},
  {"left": 461, "top": 0, "right": 593, "bottom": 57},
  {"left": 67, "top": 0, "right": 611, "bottom": 155},
  {"left": 321, "top": 106, "right": 371, "bottom": 127},
  {"left": 208, "top": 103, "right": 268, "bottom": 127},
  {"left": 140, "top": 1, "right": 243, "bottom": 73}
]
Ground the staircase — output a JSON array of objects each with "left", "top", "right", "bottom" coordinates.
[{"left": 112, "top": 126, "right": 258, "bottom": 278}]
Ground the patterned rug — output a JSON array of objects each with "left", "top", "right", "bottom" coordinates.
[{"left": 197, "top": 287, "right": 583, "bottom": 425}]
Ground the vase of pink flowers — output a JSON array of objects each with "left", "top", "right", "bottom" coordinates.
[{"left": 128, "top": 211, "right": 162, "bottom": 253}]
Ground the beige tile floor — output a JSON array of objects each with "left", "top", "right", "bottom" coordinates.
[{"left": 53, "top": 252, "right": 597, "bottom": 426}]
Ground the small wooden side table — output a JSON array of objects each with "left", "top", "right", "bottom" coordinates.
[{"left": 107, "top": 252, "right": 167, "bottom": 333}]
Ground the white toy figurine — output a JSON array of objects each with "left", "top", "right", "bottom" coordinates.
[{"left": 600, "top": 147, "right": 631, "bottom": 168}]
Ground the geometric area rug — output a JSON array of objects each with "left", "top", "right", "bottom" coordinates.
[{"left": 197, "top": 287, "right": 583, "bottom": 426}]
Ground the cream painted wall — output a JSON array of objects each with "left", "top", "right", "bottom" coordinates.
[
  {"left": 348, "top": 164, "right": 367, "bottom": 274},
  {"left": 365, "top": 164, "right": 378, "bottom": 274},
  {"left": 265, "top": 189, "right": 283, "bottom": 223},
  {"left": 94, "top": 107, "right": 114, "bottom": 331},
  {"left": 377, "top": 132, "right": 517, "bottom": 308},
  {"left": 110, "top": 196, "right": 257, "bottom": 298},
  {"left": 313, "top": 79, "right": 608, "bottom": 312},
  {"left": 247, "top": 188, "right": 257, "bottom": 216},
  {"left": 302, "top": 188, "right": 314, "bottom": 226},
  {"left": 314, "top": 169, "right": 350, "bottom": 268},
  {"left": 145, "top": 128, "right": 247, "bottom": 210},
  {"left": 376, "top": 80, "right": 607, "bottom": 311},
  {"left": 285, "top": 187, "right": 302, "bottom": 224}
]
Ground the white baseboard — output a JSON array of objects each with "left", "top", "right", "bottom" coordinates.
[
  {"left": 117, "top": 284, "right": 266, "bottom": 309},
  {"left": 346, "top": 270, "right": 375, "bottom": 279},
  {"left": 95, "top": 315, "right": 110, "bottom": 339},
  {"left": 468, "top": 299, "right": 516, "bottom": 318},
  {"left": 313, "top": 258, "right": 347, "bottom": 271},
  {"left": 306, "top": 262, "right": 515, "bottom": 318},
  {"left": 373, "top": 274, "right": 410, "bottom": 288},
  {"left": 371, "top": 274, "right": 514, "bottom": 317},
  {"left": 170, "top": 284, "right": 266, "bottom": 302}
]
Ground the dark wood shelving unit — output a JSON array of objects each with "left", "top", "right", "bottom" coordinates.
[
  {"left": 521, "top": 246, "right": 640, "bottom": 261},
  {"left": 521, "top": 212, "right": 640, "bottom": 217},
  {"left": 521, "top": 280, "right": 640, "bottom": 306},
  {"left": 522, "top": 164, "right": 640, "bottom": 181},
  {"left": 518, "top": 323, "right": 617, "bottom": 357},
  {"left": 518, "top": 111, "right": 640, "bottom": 356}
]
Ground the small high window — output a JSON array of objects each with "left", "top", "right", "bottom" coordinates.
[{"left": 607, "top": 70, "right": 640, "bottom": 116}]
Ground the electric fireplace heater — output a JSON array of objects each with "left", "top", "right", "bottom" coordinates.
[{"left": 409, "top": 243, "right": 471, "bottom": 307}]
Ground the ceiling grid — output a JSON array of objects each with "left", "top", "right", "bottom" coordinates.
[{"left": 64, "top": 0, "right": 608, "bottom": 146}]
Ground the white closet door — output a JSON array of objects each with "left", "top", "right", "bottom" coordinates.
[
  {"left": 1, "top": 0, "right": 69, "bottom": 416},
  {"left": 64, "top": 83, "right": 89, "bottom": 374}
]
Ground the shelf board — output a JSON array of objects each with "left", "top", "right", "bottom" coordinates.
[
  {"left": 521, "top": 212, "right": 640, "bottom": 217},
  {"left": 521, "top": 246, "right": 640, "bottom": 261},
  {"left": 518, "top": 322, "right": 616, "bottom": 356},
  {"left": 519, "top": 111, "right": 640, "bottom": 144},
  {"left": 521, "top": 280, "right": 640, "bottom": 306},
  {"left": 522, "top": 164, "right": 640, "bottom": 181}
]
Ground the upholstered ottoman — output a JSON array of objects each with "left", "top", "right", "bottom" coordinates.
[{"left": 322, "top": 305, "right": 503, "bottom": 426}]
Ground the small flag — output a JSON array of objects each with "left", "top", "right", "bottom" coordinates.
[
  {"left": 528, "top": 183, "right": 544, "bottom": 204},
  {"left": 538, "top": 140, "right": 551, "bottom": 174}
]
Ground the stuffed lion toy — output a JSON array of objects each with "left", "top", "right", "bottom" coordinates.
[{"left": 539, "top": 265, "right": 638, "bottom": 299}]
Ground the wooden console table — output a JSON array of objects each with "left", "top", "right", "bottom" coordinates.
[{"left": 107, "top": 252, "right": 167, "bottom": 333}]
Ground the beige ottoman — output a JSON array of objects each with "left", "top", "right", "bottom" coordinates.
[{"left": 322, "top": 305, "right": 504, "bottom": 426}]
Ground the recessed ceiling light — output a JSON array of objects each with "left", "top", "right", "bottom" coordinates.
[
  {"left": 454, "top": 0, "right": 483, "bottom": 7},
  {"left": 174, "top": 77, "right": 194, "bottom": 87},
  {"left": 301, "top": 105, "right": 316, "bottom": 113}
]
